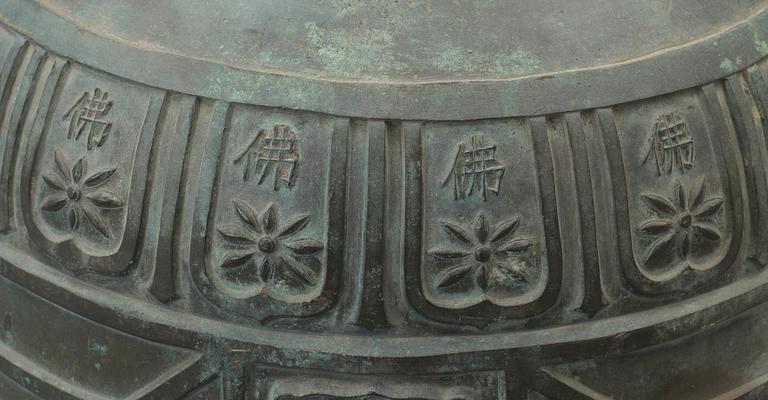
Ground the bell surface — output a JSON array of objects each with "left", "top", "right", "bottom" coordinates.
[{"left": 0, "top": 1, "right": 767, "bottom": 399}]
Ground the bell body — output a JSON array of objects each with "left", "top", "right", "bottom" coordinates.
[{"left": 0, "top": 1, "right": 768, "bottom": 399}]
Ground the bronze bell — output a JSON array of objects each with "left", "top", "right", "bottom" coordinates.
[{"left": 0, "top": 1, "right": 767, "bottom": 398}]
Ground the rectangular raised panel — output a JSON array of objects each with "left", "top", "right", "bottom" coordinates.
[{"left": 248, "top": 366, "right": 506, "bottom": 400}]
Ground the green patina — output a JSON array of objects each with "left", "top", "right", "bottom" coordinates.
[
  {"left": 755, "top": 32, "right": 768, "bottom": 56},
  {"left": 432, "top": 48, "right": 475, "bottom": 73},
  {"left": 2, "top": 316, "right": 15, "bottom": 348},
  {"left": 493, "top": 50, "right": 542, "bottom": 75},
  {"left": 433, "top": 47, "right": 541, "bottom": 76},
  {"left": 720, "top": 56, "right": 743, "bottom": 73},
  {"left": 88, "top": 339, "right": 109, "bottom": 356},
  {"left": 304, "top": 21, "right": 406, "bottom": 78}
]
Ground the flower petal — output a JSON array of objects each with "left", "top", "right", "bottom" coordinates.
[
  {"left": 259, "top": 257, "right": 274, "bottom": 283},
  {"left": 220, "top": 253, "right": 253, "bottom": 269},
  {"left": 82, "top": 202, "right": 111, "bottom": 238},
  {"left": 496, "top": 239, "right": 534, "bottom": 255},
  {"left": 83, "top": 167, "right": 117, "bottom": 188},
  {"left": 440, "top": 221, "right": 473, "bottom": 245},
  {"left": 72, "top": 158, "right": 85, "bottom": 184},
  {"left": 474, "top": 214, "right": 489, "bottom": 243},
  {"left": 42, "top": 173, "right": 67, "bottom": 191},
  {"left": 675, "top": 179, "right": 687, "bottom": 210},
  {"left": 475, "top": 265, "right": 489, "bottom": 292},
  {"left": 286, "top": 238, "right": 324, "bottom": 255},
  {"left": 262, "top": 203, "right": 277, "bottom": 234},
  {"left": 640, "top": 193, "right": 677, "bottom": 216},
  {"left": 490, "top": 217, "right": 520, "bottom": 244},
  {"left": 233, "top": 198, "right": 261, "bottom": 232},
  {"left": 637, "top": 219, "right": 673, "bottom": 235},
  {"left": 434, "top": 264, "right": 473, "bottom": 289},
  {"left": 53, "top": 148, "right": 72, "bottom": 180},
  {"left": 693, "top": 224, "right": 721, "bottom": 241},
  {"left": 644, "top": 233, "right": 676, "bottom": 270},
  {"left": 688, "top": 177, "right": 706, "bottom": 209},
  {"left": 428, "top": 248, "right": 471, "bottom": 261},
  {"left": 694, "top": 197, "right": 724, "bottom": 218},
  {"left": 40, "top": 194, "right": 67, "bottom": 211},
  {"left": 68, "top": 207, "right": 79, "bottom": 231},
  {"left": 217, "top": 224, "right": 256, "bottom": 245},
  {"left": 495, "top": 263, "right": 530, "bottom": 284},
  {"left": 679, "top": 231, "right": 690, "bottom": 259},
  {"left": 278, "top": 214, "right": 311, "bottom": 238},
  {"left": 278, "top": 256, "right": 315, "bottom": 286},
  {"left": 87, "top": 191, "right": 124, "bottom": 209}
]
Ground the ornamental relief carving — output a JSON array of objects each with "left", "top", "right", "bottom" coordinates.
[
  {"left": 613, "top": 92, "right": 740, "bottom": 291},
  {"left": 212, "top": 199, "right": 326, "bottom": 302},
  {"left": 39, "top": 148, "right": 125, "bottom": 239},
  {"left": 194, "top": 104, "right": 339, "bottom": 319},
  {"left": 415, "top": 120, "right": 554, "bottom": 316},
  {"left": 636, "top": 178, "right": 724, "bottom": 281},
  {"left": 24, "top": 64, "right": 164, "bottom": 273},
  {"left": 11, "top": 50, "right": 750, "bottom": 330},
  {"left": 63, "top": 87, "right": 115, "bottom": 150},
  {"left": 426, "top": 213, "right": 540, "bottom": 306}
]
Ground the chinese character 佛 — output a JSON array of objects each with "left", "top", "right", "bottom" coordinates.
[
  {"left": 234, "top": 124, "right": 299, "bottom": 190},
  {"left": 443, "top": 133, "right": 505, "bottom": 201},
  {"left": 644, "top": 113, "right": 695, "bottom": 175},
  {"left": 63, "top": 88, "right": 114, "bottom": 150}
]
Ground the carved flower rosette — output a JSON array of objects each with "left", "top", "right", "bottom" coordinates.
[
  {"left": 427, "top": 213, "right": 542, "bottom": 307},
  {"left": 210, "top": 199, "right": 326, "bottom": 302},
  {"left": 193, "top": 105, "right": 340, "bottom": 319},
  {"left": 636, "top": 178, "right": 725, "bottom": 281},
  {"left": 38, "top": 149, "right": 124, "bottom": 242},
  {"left": 614, "top": 92, "right": 742, "bottom": 292},
  {"left": 24, "top": 64, "right": 164, "bottom": 273},
  {"left": 415, "top": 120, "right": 555, "bottom": 317}
]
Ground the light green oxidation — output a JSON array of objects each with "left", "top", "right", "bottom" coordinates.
[
  {"left": 432, "top": 49, "right": 475, "bottom": 73},
  {"left": 493, "top": 51, "right": 542, "bottom": 75},
  {"left": 88, "top": 339, "right": 109, "bottom": 356},
  {"left": 720, "top": 56, "right": 743, "bottom": 73},
  {"left": 304, "top": 21, "right": 407, "bottom": 78},
  {"left": 755, "top": 31, "right": 768, "bottom": 56},
  {"left": 205, "top": 66, "right": 324, "bottom": 111},
  {"left": 2, "top": 323, "right": 15, "bottom": 348},
  {"left": 20, "top": 375, "right": 31, "bottom": 387},
  {"left": 432, "top": 48, "right": 541, "bottom": 76}
]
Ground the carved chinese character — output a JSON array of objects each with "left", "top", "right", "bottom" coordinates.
[
  {"left": 443, "top": 133, "right": 505, "bottom": 201},
  {"left": 644, "top": 113, "right": 694, "bottom": 175},
  {"left": 234, "top": 124, "right": 298, "bottom": 190},
  {"left": 63, "top": 88, "right": 114, "bottom": 150}
]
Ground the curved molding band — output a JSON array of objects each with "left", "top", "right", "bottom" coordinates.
[{"left": 2, "top": 1, "right": 768, "bottom": 120}]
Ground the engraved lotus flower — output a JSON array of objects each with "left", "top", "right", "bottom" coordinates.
[
  {"left": 428, "top": 213, "right": 537, "bottom": 293},
  {"left": 638, "top": 178, "right": 724, "bottom": 275},
  {"left": 40, "top": 148, "right": 124, "bottom": 238},
  {"left": 216, "top": 199, "right": 324, "bottom": 294}
]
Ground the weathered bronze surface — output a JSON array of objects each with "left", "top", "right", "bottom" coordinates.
[{"left": 1, "top": 1, "right": 768, "bottom": 398}]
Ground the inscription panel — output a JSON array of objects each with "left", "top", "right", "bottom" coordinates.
[
  {"left": 405, "top": 119, "right": 562, "bottom": 327},
  {"left": 248, "top": 366, "right": 506, "bottom": 400},
  {"left": 610, "top": 88, "right": 745, "bottom": 293},
  {"left": 0, "top": 11, "right": 767, "bottom": 400},
  {"left": 192, "top": 104, "right": 342, "bottom": 320},
  {"left": 22, "top": 63, "right": 164, "bottom": 273}
]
